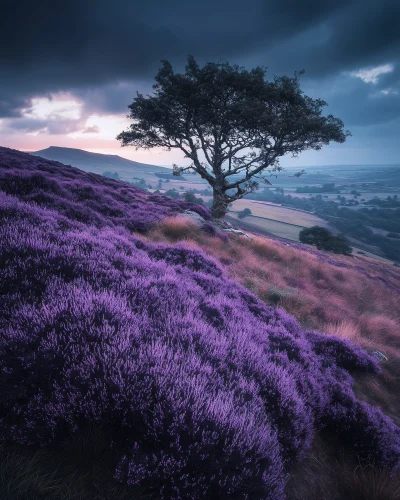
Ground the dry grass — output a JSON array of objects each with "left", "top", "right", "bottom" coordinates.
[
  {"left": 285, "top": 436, "right": 400, "bottom": 500},
  {"left": 145, "top": 222, "right": 400, "bottom": 345},
  {"left": 145, "top": 219, "right": 400, "bottom": 423},
  {"left": 0, "top": 425, "right": 149, "bottom": 500},
  {"left": 155, "top": 216, "right": 200, "bottom": 241}
]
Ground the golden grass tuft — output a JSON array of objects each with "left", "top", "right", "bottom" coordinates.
[
  {"left": 155, "top": 216, "right": 199, "bottom": 241},
  {"left": 325, "top": 320, "right": 361, "bottom": 342}
]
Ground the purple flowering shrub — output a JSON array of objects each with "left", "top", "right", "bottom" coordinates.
[
  {"left": 0, "top": 148, "right": 400, "bottom": 499},
  {"left": 0, "top": 147, "right": 212, "bottom": 233}
]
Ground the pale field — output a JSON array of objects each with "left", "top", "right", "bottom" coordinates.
[
  {"left": 230, "top": 199, "right": 327, "bottom": 227},
  {"left": 227, "top": 213, "right": 307, "bottom": 241},
  {"left": 168, "top": 181, "right": 208, "bottom": 190}
]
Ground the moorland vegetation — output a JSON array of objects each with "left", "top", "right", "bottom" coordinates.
[{"left": 0, "top": 147, "right": 399, "bottom": 499}]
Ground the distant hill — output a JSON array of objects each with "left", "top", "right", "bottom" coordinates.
[{"left": 30, "top": 146, "right": 172, "bottom": 181}]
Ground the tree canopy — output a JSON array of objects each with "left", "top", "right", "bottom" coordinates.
[
  {"left": 299, "top": 226, "right": 353, "bottom": 255},
  {"left": 118, "top": 55, "right": 351, "bottom": 218}
]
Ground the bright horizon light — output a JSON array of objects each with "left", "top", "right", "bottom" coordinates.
[{"left": 23, "top": 94, "right": 83, "bottom": 120}]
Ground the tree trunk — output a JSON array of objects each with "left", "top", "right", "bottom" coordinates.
[{"left": 211, "top": 189, "right": 229, "bottom": 219}]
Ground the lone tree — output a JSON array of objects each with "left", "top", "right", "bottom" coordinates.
[{"left": 117, "top": 55, "right": 350, "bottom": 219}]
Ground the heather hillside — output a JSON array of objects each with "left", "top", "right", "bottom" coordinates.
[
  {"left": 0, "top": 147, "right": 210, "bottom": 233},
  {"left": 0, "top": 147, "right": 399, "bottom": 499}
]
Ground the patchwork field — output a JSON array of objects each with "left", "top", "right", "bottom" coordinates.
[
  {"left": 227, "top": 213, "right": 306, "bottom": 240},
  {"left": 227, "top": 199, "right": 330, "bottom": 241},
  {"left": 230, "top": 199, "right": 326, "bottom": 225}
]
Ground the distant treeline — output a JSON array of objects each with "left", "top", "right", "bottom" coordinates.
[
  {"left": 365, "top": 195, "right": 400, "bottom": 208},
  {"left": 296, "top": 183, "right": 338, "bottom": 193},
  {"left": 154, "top": 173, "right": 186, "bottom": 180}
]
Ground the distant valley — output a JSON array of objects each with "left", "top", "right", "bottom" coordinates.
[{"left": 28, "top": 147, "right": 400, "bottom": 262}]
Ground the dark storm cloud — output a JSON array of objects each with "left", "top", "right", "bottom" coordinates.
[
  {"left": 1, "top": 0, "right": 399, "bottom": 131},
  {"left": 0, "top": 84, "right": 32, "bottom": 118},
  {"left": 327, "top": 81, "right": 400, "bottom": 126},
  {"left": 262, "top": 0, "right": 400, "bottom": 78},
  {"left": 4, "top": 116, "right": 85, "bottom": 135},
  {"left": 74, "top": 82, "right": 147, "bottom": 116}
]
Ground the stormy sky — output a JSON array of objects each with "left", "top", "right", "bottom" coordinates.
[{"left": 1, "top": 0, "right": 399, "bottom": 167}]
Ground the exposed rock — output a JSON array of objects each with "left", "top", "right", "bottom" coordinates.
[
  {"left": 177, "top": 210, "right": 252, "bottom": 240},
  {"left": 177, "top": 210, "right": 208, "bottom": 226},
  {"left": 212, "top": 218, "right": 233, "bottom": 230},
  {"left": 373, "top": 350, "right": 388, "bottom": 362},
  {"left": 221, "top": 228, "right": 252, "bottom": 240}
]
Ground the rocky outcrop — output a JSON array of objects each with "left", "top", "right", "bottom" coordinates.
[{"left": 178, "top": 210, "right": 252, "bottom": 240}]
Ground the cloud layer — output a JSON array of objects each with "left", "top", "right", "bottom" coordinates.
[{"left": 1, "top": 0, "right": 399, "bottom": 163}]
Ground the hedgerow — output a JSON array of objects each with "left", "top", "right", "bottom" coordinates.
[{"left": 0, "top": 148, "right": 399, "bottom": 499}]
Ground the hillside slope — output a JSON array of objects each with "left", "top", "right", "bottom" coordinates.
[
  {"left": 30, "top": 146, "right": 171, "bottom": 180},
  {"left": 0, "top": 147, "right": 399, "bottom": 500}
]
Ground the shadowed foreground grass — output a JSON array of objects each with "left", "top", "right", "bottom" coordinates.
[
  {"left": 0, "top": 426, "right": 147, "bottom": 500},
  {"left": 286, "top": 436, "right": 400, "bottom": 500},
  {"left": 2, "top": 431, "right": 399, "bottom": 500}
]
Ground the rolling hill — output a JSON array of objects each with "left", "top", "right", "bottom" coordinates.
[{"left": 30, "top": 146, "right": 172, "bottom": 181}]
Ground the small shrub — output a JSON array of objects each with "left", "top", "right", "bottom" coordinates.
[
  {"left": 182, "top": 191, "right": 204, "bottom": 205},
  {"left": 299, "top": 226, "right": 353, "bottom": 256},
  {"left": 238, "top": 207, "right": 252, "bottom": 219},
  {"left": 103, "top": 171, "right": 120, "bottom": 180}
]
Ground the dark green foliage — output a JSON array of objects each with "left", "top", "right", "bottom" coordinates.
[
  {"left": 155, "top": 173, "right": 186, "bottom": 180},
  {"left": 238, "top": 207, "right": 252, "bottom": 219},
  {"left": 296, "top": 183, "right": 336, "bottom": 193},
  {"left": 299, "top": 226, "right": 353, "bottom": 256},
  {"left": 117, "top": 55, "right": 350, "bottom": 218},
  {"left": 164, "top": 188, "right": 181, "bottom": 199},
  {"left": 182, "top": 191, "right": 204, "bottom": 204},
  {"left": 103, "top": 171, "right": 120, "bottom": 180},
  {"left": 365, "top": 196, "right": 400, "bottom": 208}
]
